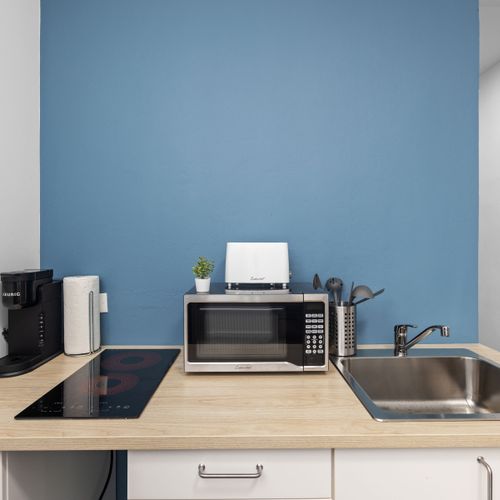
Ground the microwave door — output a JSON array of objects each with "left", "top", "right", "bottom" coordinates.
[{"left": 186, "top": 303, "right": 304, "bottom": 368}]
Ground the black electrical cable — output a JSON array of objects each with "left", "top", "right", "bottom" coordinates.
[{"left": 98, "top": 450, "right": 114, "bottom": 500}]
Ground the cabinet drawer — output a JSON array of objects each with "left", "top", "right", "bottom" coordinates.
[{"left": 128, "top": 449, "right": 331, "bottom": 500}]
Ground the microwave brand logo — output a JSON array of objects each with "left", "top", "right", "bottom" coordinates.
[
  {"left": 250, "top": 276, "right": 265, "bottom": 281},
  {"left": 2, "top": 292, "right": 20, "bottom": 297}
]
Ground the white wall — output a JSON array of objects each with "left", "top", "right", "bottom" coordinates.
[
  {"left": 0, "top": 0, "right": 40, "bottom": 356},
  {"left": 479, "top": 60, "right": 500, "bottom": 349},
  {"left": 480, "top": 2, "right": 500, "bottom": 73}
]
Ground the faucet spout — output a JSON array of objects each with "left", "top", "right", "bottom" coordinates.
[{"left": 394, "top": 324, "right": 450, "bottom": 357}]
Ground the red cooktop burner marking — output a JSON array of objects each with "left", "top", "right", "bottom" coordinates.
[
  {"left": 101, "top": 351, "right": 163, "bottom": 371},
  {"left": 82, "top": 373, "right": 139, "bottom": 396}
]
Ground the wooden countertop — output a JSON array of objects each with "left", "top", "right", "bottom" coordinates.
[{"left": 2, "top": 344, "right": 500, "bottom": 451}]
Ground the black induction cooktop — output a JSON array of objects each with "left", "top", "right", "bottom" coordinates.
[{"left": 15, "top": 348, "right": 180, "bottom": 419}]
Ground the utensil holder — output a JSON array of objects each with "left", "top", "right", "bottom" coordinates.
[{"left": 330, "top": 303, "right": 357, "bottom": 357}]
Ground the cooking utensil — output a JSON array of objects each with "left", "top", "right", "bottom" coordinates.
[
  {"left": 349, "top": 284, "right": 373, "bottom": 305},
  {"left": 312, "top": 274, "right": 323, "bottom": 290},
  {"left": 335, "top": 278, "right": 344, "bottom": 306},
  {"left": 324, "top": 278, "right": 336, "bottom": 304},
  {"left": 325, "top": 277, "right": 343, "bottom": 306},
  {"left": 347, "top": 281, "right": 355, "bottom": 305},
  {"left": 354, "top": 288, "right": 385, "bottom": 305}
]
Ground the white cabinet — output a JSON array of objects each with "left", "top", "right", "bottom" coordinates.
[
  {"left": 334, "top": 448, "right": 500, "bottom": 500},
  {"left": 128, "top": 449, "right": 332, "bottom": 500}
]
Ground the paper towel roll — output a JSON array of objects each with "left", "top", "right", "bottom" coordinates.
[{"left": 63, "top": 276, "right": 101, "bottom": 355}]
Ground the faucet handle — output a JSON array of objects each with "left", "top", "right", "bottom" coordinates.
[{"left": 394, "top": 324, "right": 417, "bottom": 335}]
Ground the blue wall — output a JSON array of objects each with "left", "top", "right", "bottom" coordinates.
[{"left": 41, "top": 0, "right": 478, "bottom": 345}]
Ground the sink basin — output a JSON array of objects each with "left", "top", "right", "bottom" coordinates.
[{"left": 332, "top": 349, "right": 500, "bottom": 421}]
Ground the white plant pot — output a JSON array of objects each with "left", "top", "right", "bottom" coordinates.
[{"left": 195, "top": 277, "right": 211, "bottom": 293}]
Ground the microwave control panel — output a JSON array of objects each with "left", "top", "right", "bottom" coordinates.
[{"left": 304, "top": 302, "right": 326, "bottom": 366}]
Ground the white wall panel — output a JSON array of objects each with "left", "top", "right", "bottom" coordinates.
[
  {"left": 479, "top": 60, "right": 500, "bottom": 349},
  {"left": 0, "top": 0, "right": 40, "bottom": 356}
]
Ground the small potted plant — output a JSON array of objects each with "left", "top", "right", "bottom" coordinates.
[{"left": 192, "top": 256, "right": 215, "bottom": 293}]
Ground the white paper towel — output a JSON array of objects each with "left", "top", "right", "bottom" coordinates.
[{"left": 63, "top": 276, "right": 101, "bottom": 355}]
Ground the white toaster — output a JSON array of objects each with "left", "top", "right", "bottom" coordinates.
[{"left": 225, "top": 242, "right": 290, "bottom": 285}]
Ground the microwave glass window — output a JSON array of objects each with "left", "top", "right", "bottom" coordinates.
[
  {"left": 197, "top": 307, "right": 285, "bottom": 360},
  {"left": 187, "top": 303, "right": 303, "bottom": 365}
]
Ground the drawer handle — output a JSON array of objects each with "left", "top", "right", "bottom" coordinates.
[
  {"left": 477, "top": 456, "right": 493, "bottom": 500},
  {"left": 198, "top": 463, "right": 264, "bottom": 479}
]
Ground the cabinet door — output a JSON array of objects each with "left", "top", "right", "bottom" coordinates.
[
  {"left": 334, "top": 448, "right": 496, "bottom": 500},
  {"left": 129, "top": 449, "right": 332, "bottom": 500}
]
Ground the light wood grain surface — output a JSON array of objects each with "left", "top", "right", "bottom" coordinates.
[{"left": 1, "top": 344, "right": 500, "bottom": 451}]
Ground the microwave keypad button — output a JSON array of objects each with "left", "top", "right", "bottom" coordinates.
[
  {"left": 306, "top": 319, "right": 312, "bottom": 324},
  {"left": 311, "top": 314, "right": 318, "bottom": 318},
  {"left": 306, "top": 349, "right": 312, "bottom": 354},
  {"left": 306, "top": 314, "right": 312, "bottom": 318},
  {"left": 318, "top": 318, "right": 324, "bottom": 323},
  {"left": 317, "top": 313, "right": 324, "bottom": 318},
  {"left": 318, "top": 349, "right": 324, "bottom": 354},
  {"left": 306, "top": 335, "right": 311, "bottom": 339},
  {"left": 313, "top": 350, "right": 317, "bottom": 354}
]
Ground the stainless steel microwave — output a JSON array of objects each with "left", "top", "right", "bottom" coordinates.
[{"left": 183, "top": 283, "right": 329, "bottom": 372}]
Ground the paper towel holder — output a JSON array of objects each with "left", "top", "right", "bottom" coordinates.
[
  {"left": 88, "top": 291, "right": 98, "bottom": 354},
  {"left": 63, "top": 275, "right": 107, "bottom": 357}
]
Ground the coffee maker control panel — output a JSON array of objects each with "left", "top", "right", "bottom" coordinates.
[{"left": 38, "top": 312, "right": 45, "bottom": 347}]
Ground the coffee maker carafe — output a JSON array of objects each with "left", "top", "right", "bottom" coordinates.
[{"left": 1, "top": 269, "right": 62, "bottom": 376}]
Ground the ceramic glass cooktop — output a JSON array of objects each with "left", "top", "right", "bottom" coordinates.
[{"left": 15, "top": 348, "right": 180, "bottom": 419}]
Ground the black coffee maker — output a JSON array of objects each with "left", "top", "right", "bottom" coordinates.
[{"left": 1, "top": 269, "right": 62, "bottom": 377}]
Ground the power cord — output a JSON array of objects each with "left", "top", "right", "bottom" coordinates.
[{"left": 98, "top": 450, "right": 114, "bottom": 500}]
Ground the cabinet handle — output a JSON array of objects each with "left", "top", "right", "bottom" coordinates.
[
  {"left": 477, "top": 456, "right": 493, "bottom": 500},
  {"left": 198, "top": 463, "right": 263, "bottom": 479}
]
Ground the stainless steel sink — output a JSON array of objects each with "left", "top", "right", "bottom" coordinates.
[{"left": 332, "top": 349, "right": 500, "bottom": 421}]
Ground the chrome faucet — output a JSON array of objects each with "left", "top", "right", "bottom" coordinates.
[{"left": 394, "top": 324, "right": 450, "bottom": 357}]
